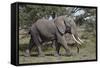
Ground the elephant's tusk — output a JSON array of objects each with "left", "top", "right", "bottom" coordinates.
[
  {"left": 72, "top": 34, "right": 81, "bottom": 45},
  {"left": 78, "top": 37, "right": 84, "bottom": 43}
]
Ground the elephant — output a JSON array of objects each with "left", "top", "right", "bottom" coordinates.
[
  {"left": 53, "top": 15, "right": 83, "bottom": 54},
  {"left": 24, "top": 15, "right": 83, "bottom": 57}
]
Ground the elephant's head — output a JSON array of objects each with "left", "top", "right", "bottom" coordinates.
[{"left": 54, "top": 15, "right": 83, "bottom": 45}]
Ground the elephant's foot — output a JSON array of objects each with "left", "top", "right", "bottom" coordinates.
[
  {"left": 24, "top": 49, "right": 30, "bottom": 57},
  {"left": 66, "top": 51, "right": 73, "bottom": 56},
  {"left": 54, "top": 54, "right": 60, "bottom": 57},
  {"left": 38, "top": 54, "right": 45, "bottom": 57},
  {"left": 54, "top": 52, "right": 60, "bottom": 57}
]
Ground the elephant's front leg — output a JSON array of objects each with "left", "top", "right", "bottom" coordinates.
[
  {"left": 57, "top": 34, "right": 72, "bottom": 56},
  {"left": 52, "top": 40, "right": 60, "bottom": 57},
  {"left": 56, "top": 44, "right": 61, "bottom": 56}
]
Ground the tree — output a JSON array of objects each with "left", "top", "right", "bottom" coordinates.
[
  {"left": 19, "top": 4, "right": 67, "bottom": 29},
  {"left": 19, "top": 4, "right": 96, "bottom": 35}
]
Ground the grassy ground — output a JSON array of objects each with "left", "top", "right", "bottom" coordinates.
[{"left": 19, "top": 29, "right": 96, "bottom": 64}]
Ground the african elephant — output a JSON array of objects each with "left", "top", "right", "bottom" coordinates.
[
  {"left": 25, "top": 15, "right": 83, "bottom": 57},
  {"left": 54, "top": 15, "right": 83, "bottom": 54}
]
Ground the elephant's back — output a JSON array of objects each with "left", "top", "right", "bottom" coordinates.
[
  {"left": 35, "top": 19, "right": 56, "bottom": 31},
  {"left": 36, "top": 19, "right": 55, "bottom": 26},
  {"left": 35, "top": 19, "right": 57, "bottom": 39}
]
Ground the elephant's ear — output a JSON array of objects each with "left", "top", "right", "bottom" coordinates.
[
  {"left": 54, "top": 19, "right": 66, "bottom": 35},
  {"left": 64, "top": 16, "right": 71, "bottom": 27}
]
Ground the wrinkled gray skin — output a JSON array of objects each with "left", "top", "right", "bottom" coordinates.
[
  {"left": 54, "top": 16, "right": 81, "bottom": 54},
  {"left": 25, "top": 15, "right": 81, "bottom": 57}
]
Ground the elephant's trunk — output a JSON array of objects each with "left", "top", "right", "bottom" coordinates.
[
  {"left": 72, "top": 34, "right": 82, "bottom": 45},
  {"left": 71, "top": 25, "right": 83, "bottom": 45}
]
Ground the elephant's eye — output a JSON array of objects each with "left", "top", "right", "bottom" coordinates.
[
  {"left": 66, "top": 26, "right": 71, "bottom": 33},
  {"left": 69, "top": 19, "right": 72, "bottom": 22}
]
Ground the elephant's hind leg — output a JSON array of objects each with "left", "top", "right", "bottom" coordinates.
[{"left": 32, "top": 33, "right": 45, "bottom": 57}]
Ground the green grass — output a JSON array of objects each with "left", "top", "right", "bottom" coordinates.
[{"left": 19, "top": 31, "right": 96, "bottom": 64}]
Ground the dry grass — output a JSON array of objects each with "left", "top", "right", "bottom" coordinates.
[{"left": 19, "top": 30, "right": 96, "bottom": 64}]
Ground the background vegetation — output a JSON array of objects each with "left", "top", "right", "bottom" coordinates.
[{"left": 18, "top": 4, "right": 96, "bottom": 64}]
